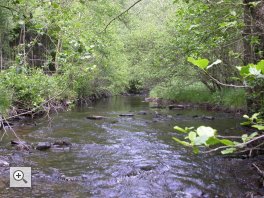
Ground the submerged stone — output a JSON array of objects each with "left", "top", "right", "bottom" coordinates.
[
  {"left": 36, "top": 142, "right": 51, "bottom": 150},
  {"left": 202, "top": 116, "right": 215, "bottom": 120},
  {"left": 139, "top": 165, "right": 155, "bottom": 171},
  {"left": 11, "top": 140, "right": 27, "bottom": 145},
  {"left": 119, "top": 114, "right": 134, "bottom": 117},
  {"left": 168, "top": 104, "right": 186, "bottom": 110},
  {"left": 137, "top": 111, "right": 148, "bottom": 115},
  {"left": 86, "top": 116, "right": 106, "bottom": 120},
  {"left": 53, "top": 140, "right": 72, "bottom": 146}
]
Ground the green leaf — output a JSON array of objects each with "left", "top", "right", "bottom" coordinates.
[
  {"left": 51, "top": 2, "right": 59, "bottom": 8},
  {"left": 174, "top": 126, "right": 187, "bottom": 133},
  {"left": 220, "top": 139, "right": 234, "bottom": 146},
  {"left": 172, "top": 137, "right": 191, "bottom": 147},
  {"left": 241, "top": 134, "right": 248, "bottom": 143},
  {"left": 251, "top": 113, "right": 260, "bottom": 121},
  {"left": 187, "top": 57, "right": 209, "bottom": 70},
  {"left": 252, "top": 125, "right": 264, "bottom": 130},
  {"left": 221, "top": 147, "right": 236, "bottom": 154},
  {"left": 206, "top": 137, "right": 220, "bottom": 145},
  {"left": 249, "top": 132, "right": 258, "bottom": 139},
  {"left": 239, "top": 65, "right": 250, "bottom": 77},
  {"left": 193, "top": 146, "right": 199, "bottom": 154},
  {"left": 256, "top": 60, "right": 264, "bottom": 73},
  {"left": 240, "top": 121, "right": 251, "bottom": 126}
]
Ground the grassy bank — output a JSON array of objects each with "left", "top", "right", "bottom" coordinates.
[
  {"left": 0, "top": 66, "right": 127, "bottom": 118},
  {"left": 150, "top": 82, "right": 247, "bottom": 111}
]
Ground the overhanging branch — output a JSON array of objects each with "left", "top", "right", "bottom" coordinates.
[
  {"left": 0, "top": 5, "right": 18, "bottom": 14},
  {"left": 104, "top": 0, "right": 144, "bottom": 32}
]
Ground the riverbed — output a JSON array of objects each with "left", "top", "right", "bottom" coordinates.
[{"left": 0, "top": 96, "right": 262, "bottom": 197}]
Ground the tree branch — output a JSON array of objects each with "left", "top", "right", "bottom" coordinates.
[
  {"left": 203, "top": 70, "right": 249, "bottom": 88},
  {"left": 0, "top": 5, "right": 18, "bottom": 14},
  {"left": 104, "top": 0, "right": 144, "bottom": 32}
]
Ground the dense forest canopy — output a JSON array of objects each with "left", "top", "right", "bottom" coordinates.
[{"left": 0, "top": 0, "right": 263, "bottom": 116}]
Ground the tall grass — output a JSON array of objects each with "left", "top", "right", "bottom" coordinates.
[{"left": 150, "top": 82, "right": 246, "bottom": 110}]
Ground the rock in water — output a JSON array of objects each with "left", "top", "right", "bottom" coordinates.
[
  {"left": 138, "top": 111, "right": 147, "bottom": 115},
  {"left": 86, "top": 116, "right": 105, "bottom": 120},
  {"left": 202, "top": 116, "right": 215, "bottom": 120},
  {"left": 168, "top": 104, "right": 185, "bottom": 110},
  {"left": 53, "top": 140, "right": 72, "bottom": 146},
  {"left": 36, "top": 142, "right": 51, "bottom": 150},
  {"left": 119, "top": 114, "right": 134, "bottom": 117},
  {"left": 11, "top": 140, "right": 27, "bottom": 145}
]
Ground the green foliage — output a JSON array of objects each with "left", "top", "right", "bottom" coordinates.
[
  {"left": 0, "top": 67, "right": 69, "bottom": 110},
  {"left": 0, "top": 85, "right": 13, "bottom": 115}
]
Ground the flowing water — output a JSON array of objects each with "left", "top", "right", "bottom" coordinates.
[{"left": 0, "top": 96, "right": 262, "bottom": 197}]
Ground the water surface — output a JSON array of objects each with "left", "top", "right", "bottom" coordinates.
[{"left": 0, "top": 96, "right": 261, "bottom": 197}]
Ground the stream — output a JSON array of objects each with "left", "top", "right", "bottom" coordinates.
[{"left": 0, "top": 96, "right": 262, "bottom": 197}]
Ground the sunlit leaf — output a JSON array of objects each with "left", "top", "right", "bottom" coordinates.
[
  {"left": 252, "top": 113, "right": 260, "bottom": 120},
  {"left": 194, "top": 135, "right": 209, "bottom": 145},
  {"left": 187, "top": 57, "right": 209, "bottom": 70},
  {"left": 220, "top": 139, "right": 234, "bottom": 146},
  {"left": 252, "top": 125, "right": 264, "bottom": 130},
  {"left": 197, "top": 126, "right": 215, "bottom": 137},
  {"left": 239, "top": 65, "right": 250, "bottom": 77}
]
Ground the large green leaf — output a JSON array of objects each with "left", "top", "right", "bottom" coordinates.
[
  {"left": 220, "top": 139, "right": 234, "bottom": 146},
  {"left": 239, "top": 65, "right": 250, "bottom": 77},
  {"left": 187, "top": 57, "right": 209, "bottom": 70},
  {"left": 206, "top": 137, "right": 220, "bottom": 145}
]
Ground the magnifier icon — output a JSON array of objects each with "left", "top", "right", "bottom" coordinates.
[{"left": 13, "top": 170, "right": 27, "bottom": 184}]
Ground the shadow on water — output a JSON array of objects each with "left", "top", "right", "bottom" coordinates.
[{"left": 0, "top": 96, "right": 261, "bottom": 197}]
